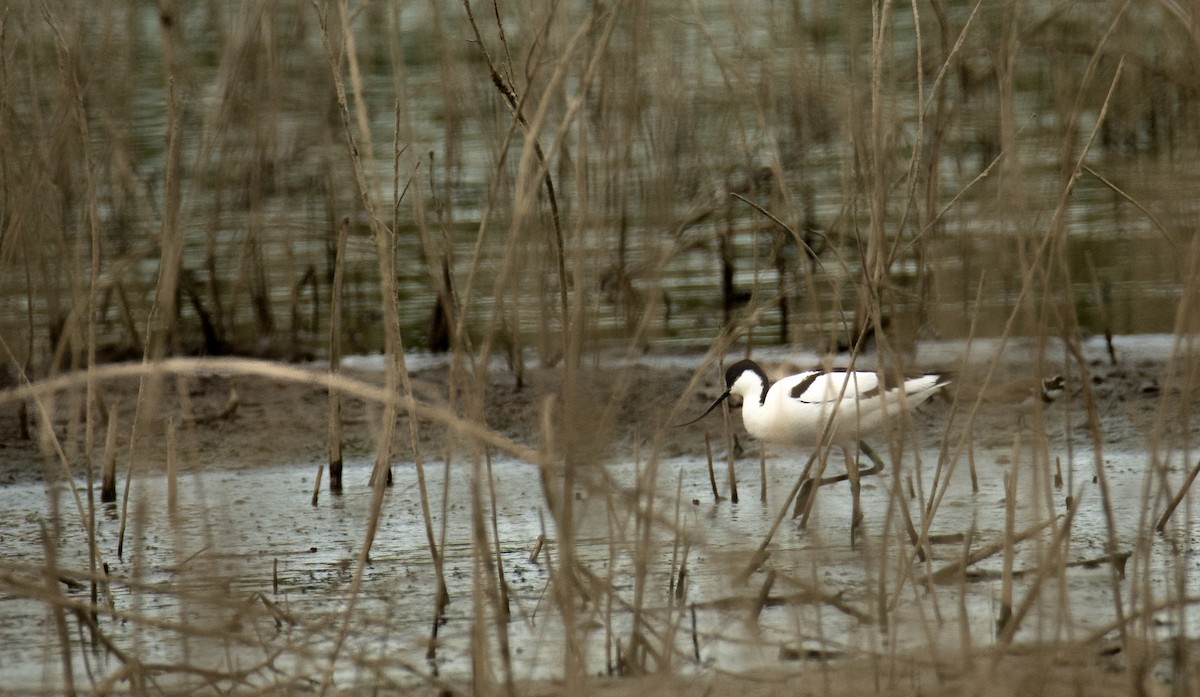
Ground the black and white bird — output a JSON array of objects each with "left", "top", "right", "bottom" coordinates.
[{"left": 684, "top": 359, "right": 946, "bottom": 536}]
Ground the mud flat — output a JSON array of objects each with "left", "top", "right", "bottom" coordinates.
[{"left": 0, "top": 335, "right": 1197, "bottom": 694}]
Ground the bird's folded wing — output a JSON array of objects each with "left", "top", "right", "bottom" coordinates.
[{"left": 786, "top": 371, "right": 880, "bottom": 404}]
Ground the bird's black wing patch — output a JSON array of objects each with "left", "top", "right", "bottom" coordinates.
[
  {"left": 790, "top": 370, "right": 886, "bottom": 403},
  {"left": 789, "top": 373, "right": 823, "bottom": 401}
]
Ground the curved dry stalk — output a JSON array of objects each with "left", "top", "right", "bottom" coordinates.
[{"left": 0, "top": 356, "right": 542, "bottom": 465}]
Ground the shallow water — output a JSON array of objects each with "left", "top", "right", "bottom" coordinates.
[
  {"left": 3, "top": 399, "right": 1198, "bottom": 692},
  {"left": 2, "top": 4, "right": 1198, "bottom": 360}
]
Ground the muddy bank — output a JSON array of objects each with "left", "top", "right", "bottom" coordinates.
[
  {"left": 0, "top": 336, "right": 1187, "bottom": 488},
  {"left": 0, "top": 336, "right": 1197, "bottom": 694}
]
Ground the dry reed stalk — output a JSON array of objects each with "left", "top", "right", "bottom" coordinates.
[
  {"left": 469, "top": 449, "right": 496, "bottom": 695},
  {"left": 396, "top": 158, "right": 452, "bottom": 620},
  {"left": 1043, "top": 53, "right": 1132, "bottom": 664},
  {"left": 316, "top": 9, "right": 451, "bottom": 647},
  {"left": 535, "top": 393, "right": 583, "bottom": 684},
  {"left": 323, "top": 217, "right": 349, "bottom": 497},
  {"left": 482, "top": 449, "right": 516, "bottom": 696},
  {"left": 115, "top": 0, "right": 185, "bottom": 560},
  {"left": 751, "top": 569, "right": 776, "bottom": 624},
  {"left": 463, "top": 4, "right": 626, "bottom": 681},
  {"left": 50, "top": 5, "right": 106, "bottom": 625},
  {"left": 988, "top": 493, "right": 1084, "bottom": 666},
  {"left": 317, "top": 4, "right": 454, "bottom": 624},
  {"left": 0, "top": 339, "right": 99, "bottom": 584},
  {"left": 484, "top": 449, "right": 511, "bottom": 619},
  {"left": 1151, "top": 240, "right": 1200, "bottom": 532},
  {"left": 313, "top": 0, "right": 395, "bottom": 490},
  {"left": 460, "top": 0, "right": 569, "bottom": 359},
  {"left": 0, "top": 358, "right": 538, "bottom": 692},
  {"left": 663, "top": 470, "right": 687, "bottom": 669},
  {"left": 907, "top": 44, "right": 1126, "bottom": 604}
]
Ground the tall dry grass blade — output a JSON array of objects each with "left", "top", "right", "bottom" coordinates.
[
  {"left": 484, "top": 448, "right": 511, "bottom": 619},
  {"left": 469, "top": 449, "right": 495, "bottom": 696},
  {"left": 460, "top": 0, "right": 569, "bottom": 355},
  {"left": 43, "top": 3, "right": 107, "bottom": 628},
  {"left": 315, "top": 13, "right": 455, "bottom": 611},
  {"left": 39, "top": 516, "right": 77, "bottom": 697},
  {"left": 1048, "top": 51, "right": 1131, "bottom": 660},
  {"left": 535, "top": 393, "right": 582, "bottom": 685},
  {"left": 314, "top": 0, "right": 396, "bottom": 489}
]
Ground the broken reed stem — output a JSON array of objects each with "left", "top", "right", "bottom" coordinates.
[
  {"left": 668, "top": 470, "right": 685, "bottom": 616},
  {"left": 101, "top": 402, "right": 119, "bottom": 503},
  {"left": 324, "top": 218, "right": 349, "bottom": 497},
  {"left": 704, "top": 432, "right": 720, "bottom": 501},
  {"left": 998, "top": 435, "right": 1019, "bottom": 636},
  {"left": 166, "top": 419, "right": 178, "bottom": 519}
]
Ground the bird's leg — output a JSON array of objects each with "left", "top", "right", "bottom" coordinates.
[
  {"left": 857, "top": 440, "right": 886, "bottom": 478},
  {"left": 793, "top": 441, "right": 887, "bottom": 519},
  {"left": 844, "top": 444, "right": 863, "bottom": 545}
]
